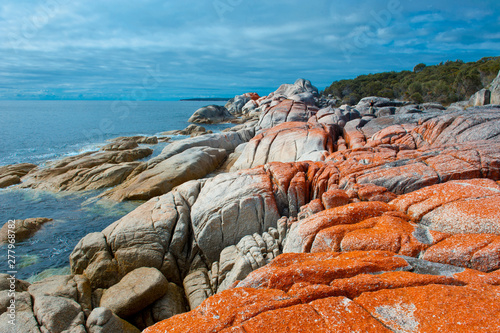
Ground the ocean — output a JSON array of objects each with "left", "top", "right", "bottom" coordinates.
[{"left": 0, "top": 100, "right": 230, "bottom": 281}]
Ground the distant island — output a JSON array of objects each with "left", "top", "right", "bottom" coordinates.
[{"left": 180, "top": 98, "right": 231, "bottom": 101}]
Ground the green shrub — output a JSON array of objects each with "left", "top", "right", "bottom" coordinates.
[{"left": 323, "top": 56, "right": 500, "bottom": 105}]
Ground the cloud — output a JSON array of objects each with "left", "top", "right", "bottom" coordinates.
[{"left": 0, "top": 0, "right": 499, "bottom": 99}]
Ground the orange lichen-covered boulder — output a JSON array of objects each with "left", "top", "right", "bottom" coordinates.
[
  {"left": 236, "top": 251, "right": 410, "bottom": 291},
  {"left": 390, "top": 178, "right": 500, "bottom": 234},
  {"left": 143, "top": 288, "right": 300, "bottom": 333},
  {"left": 145, "top": 250, "right": 500, "bottom": 333},
  {"left": 219, "top": 296, "right": 392, "bottom": 333},
  {"left": 422, "top": 233, "right": 500, "bottom": 272},
  {"left": 321, "top": 188, "right": 350, "bottom": 209},
  {"left": 355, "top": 283, "right": 500, "bottom": 332},
  {"left": 283, "top": 201, "right": 391, "bottom": 253}
]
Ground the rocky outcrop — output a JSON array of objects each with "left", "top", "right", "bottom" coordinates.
[
  {"left": 27, "top": 274, "right": 91, "bottom": 333},
  {"left": 148, "top": 128, "right": 255, "bottom": 166},
  {"left": 366, "top": 107, "right": 500, "bottom": 150},
  {"left": 129, "top": 281, "right": 187, "bottom": 330},
  {"left": 389, "top": 178, "right": 500, "bottom": 235},
  {"left": 86, "top": 307, "right": 140, "bottom": 333},
  {"left": 188, "top": 105, "right": 235, "bottom": 124},
  {"left": 40, "top": 79, "right": 500, "bottom": 332},
  {"left": 257, "top": 99, "right": 318, "bottom": 129},
  {"left": 231, "top": 122, "right": 337, "bottom": 171},
  {"left": 20, "top": 148, "right": 152, "bottom": 192},
  {"left": 100, "top": 129, "right": 255, "bottom": 201},
  {"left": 144, "top": 250, "right": 500, "bottom": 333},
  {"left": 355, "top": 96, "right": 407, "bottom": 115},
  {"left": 0, "top": 163, "right": 37, "bottom": 188},
  {"left": 99, "top": 267, "right": 169, "bottom": 318},
  {"left": 100, "top": 147, "right": 226, "bottom": 201},
  {"left": 469, "top": 88, "right": 491, "bottom": 106},
  {"left": 0, "top": 218, "right": 53, "bottom": 244},
  {"left": 272, "top": 78, "right": 319, "bottom": 99},
  {"left": 109, "top": 136, "right": 159, "bottom": 144},
  {"left": 226, "top": 93, "right": 260, "bottom": 115},
  {"left": 162, "top": 124, "right": 211, "bottom": 137},
  {"left": 490, "top": 70, "right": 500, "bottom": 104}
]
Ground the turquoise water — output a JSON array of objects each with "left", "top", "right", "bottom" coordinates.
[{"left": 0, "top": 100, "right": 230, "bottom": 280}]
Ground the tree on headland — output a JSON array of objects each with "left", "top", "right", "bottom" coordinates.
[
  {"left": 413, "top": 63, "right": 426, "bottom": 73},
  {"left": 323, "top": 56, "right": 500, "bottom": 105}
]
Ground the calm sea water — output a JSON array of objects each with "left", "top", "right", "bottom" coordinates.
[{"left": 0, "top": 100, "right": 230, "bottom": 280}]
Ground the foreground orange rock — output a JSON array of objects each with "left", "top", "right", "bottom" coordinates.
[{"left": 144, "top": 251, "right": 500, "bottom": 333}]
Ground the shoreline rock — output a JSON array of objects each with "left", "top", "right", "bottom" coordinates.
[
  {"left": 0, "top": 218, "right": 53, "bottom": 244},
  {"left": 188, "top": 105, "right": 235, "bottom": 124},
  {"left": 9, "top": 79, "right": 500, "bottom": 333}
]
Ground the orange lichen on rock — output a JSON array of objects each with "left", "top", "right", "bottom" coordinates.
[
  {"left": 389, "top": 178, "right": 500, "bottom": 234},
  {"left": 145, "top": 250, "right": 500, "bottom": 333},
  {"left": 222, "top": 296, "right": 392, "bottom": 333},
  {"left": 422, "top": 233, "right": 500, "bottom": 271},
  {"left": 339, "top": 214, "right": 429, "bottom": 256},
  {"left": 287, "top": 271, "right": 464, "bottom": 303},
  {"left": 355, "top": 283, "right": 500, "bottom": 332},
  {"left": 143, "top": 288, "right": 300, "bottom": 333},
  {"left": 320, "top": 188, "right": 350, "bottom": 209},
  {"left": 236, "top": 251, "right": 410, "bottom": 291},
  {"left": 283, "top": 201, "right": 391, "bottom": 253}
]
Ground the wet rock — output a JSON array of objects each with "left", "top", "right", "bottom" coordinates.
[
  {"left": 0, "top": 218, "right": 53, "bottom": 244},
  {"left": 188, "top": 105, "right": 235, "bottom": 124},
  {"left": 0, "top": 163, "right": 37, "bottom": 188},
  {"left": 100, "top": 267, "right": 168, "bottom": 318},
  {"left": 20, "top": 148, "right": 152, "bottom": 192}
]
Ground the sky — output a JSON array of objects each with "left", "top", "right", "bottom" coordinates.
[{"left": 0, "top": 0, "right": 499, "bottom": 100}]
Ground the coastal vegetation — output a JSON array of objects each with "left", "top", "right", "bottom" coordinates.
[{"left": 323, "top": 56, "right": 500, "bottom": 105}]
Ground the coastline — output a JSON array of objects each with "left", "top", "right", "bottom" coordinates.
[{"left": 1, "top": 76, "right": 500, "bottom": 332}]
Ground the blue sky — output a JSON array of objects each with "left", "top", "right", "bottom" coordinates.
[{"left": 1, "top": 0, "right": 499, "bottom": 100}]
